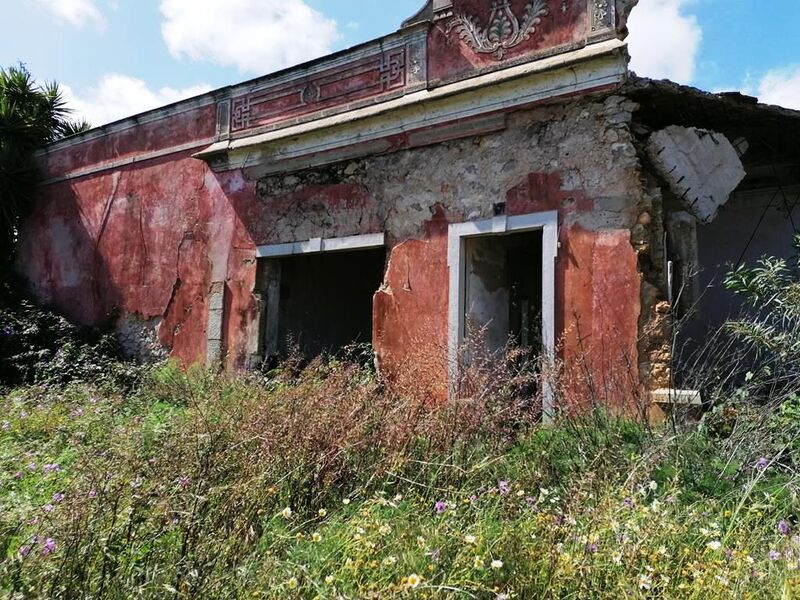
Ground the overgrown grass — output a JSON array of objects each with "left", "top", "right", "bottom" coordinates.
[{"left": 1, "top": 358, "right": 799, "bottom": 599}]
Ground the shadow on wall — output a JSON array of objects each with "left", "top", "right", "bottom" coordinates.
[{"left": 17, "top": 152, "right": 227, "bottom": 364}]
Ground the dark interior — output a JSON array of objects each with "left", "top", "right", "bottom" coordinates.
[{"left": 277, "top": 248, "right": 386, "bottom": 358}]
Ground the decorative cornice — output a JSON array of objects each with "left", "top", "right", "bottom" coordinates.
[{"left": 446, "top": 0, "right": 550, "bottom": 60}]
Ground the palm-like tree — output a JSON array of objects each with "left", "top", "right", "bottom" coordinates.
[{"left": 0, "top": 64, "right": 90, "bottom": 268}]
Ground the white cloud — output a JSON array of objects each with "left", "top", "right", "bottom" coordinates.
[
  {"left": 750, "top": 65, "right": 800, "bottom": 110},
  {"left": 160, "top": 0, "right": 339, "bottom": 75},
  {"left": 63, "top": 74, "right": 212, "bottom": 127},
  {"left": 33, "top": 0, "right": 106, "bottom": 29},
  {"left": 626, "top": 0, "right": 702, "bottom": 84}
]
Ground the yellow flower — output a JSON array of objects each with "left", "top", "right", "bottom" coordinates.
[
  {"left": 324, "top": 575, "right": 334, "bottom": 584},
  {"left": 286, "top": 577, "right": 299, "bottom": 589},
  {"left": 473, "top": 556, "right": 485, "bottom": 569},
  {"left": 406, "top": 573, "right": 423, "bottom": 588},
  {"left": 491, "top": 559, "right": 504, "bottom": 570},
  {"left": 318, "top": 509, "right": 327, "bottom": 518},
  {"left": 311, "top": 532, "right": 322, "bottom": 543},
  {"left": 280, "top": 507, "right": 292, "bottom": 519}
]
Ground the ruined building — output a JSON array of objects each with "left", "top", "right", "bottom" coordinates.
[{"left": 18, "top": 1, "right": 800, "bottom": 412}]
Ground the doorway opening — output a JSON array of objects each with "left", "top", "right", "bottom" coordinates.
[{"left": 463, "top": 230, "right": 543, "bottom": 358}]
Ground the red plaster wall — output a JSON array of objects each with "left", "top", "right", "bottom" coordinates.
[{"left": 506, "top": 172, "right": 642, "bottom": 409}]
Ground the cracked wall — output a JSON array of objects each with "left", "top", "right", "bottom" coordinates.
[{"left": 20, "top": 92, "right": 662, "bottom": 406}]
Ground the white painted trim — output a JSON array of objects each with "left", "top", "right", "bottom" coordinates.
[
  {"left": 256, "top": 232, "right": 386, "bottom": 258},
  {"left": 447, "top": 211, "right": 559, "bottom": 419}
]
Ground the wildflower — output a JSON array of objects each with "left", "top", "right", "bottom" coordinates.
[
  {"left": 2, "top": 325, "right": 14, "bottom": 336},
  {"left": 393, "top": 494, "right": 403, "bottom": 503},
  {"left": 19, "top": 546, "right": 30, "bottom": 557},
  {"left": 318, "top": 509, "right": 327, "bottom": 518},
  {"left": 311, "top": 532, "right": 322, "bottom": 543},
  {"left": 707, "top": 541, "right": 722, "bottom": 551},
  {"left": 587, "top": 543, "right": 599, "bottom": 554},
  {"left": 324, "top": 575, "right": 334, "bottom": 584},
  {"left": 416, "top": 536, "right": 426, "bottom": 548},
  {"left": 280, "top": 507, "right": 292, "bottom": 519},
  {"left": 756, "top": 457, "right": 770, "bottom": 470},
  {"left": 27, "top": 462, "right": 37, "bottom": 471},
  {"left": 426, "top": 548, "right": 441, "bottom": 561},
  {"left": 379, "top": 524, "right": 392, "bottom": 536},
  {"left": 623, "top": 497, "right": 633, "bottom": 508},
  {"left": 42, "top": 463, "right": 60, "bottom": 474},
  {"left": 406, "top": 573, "right": 422, "bottom": 588},
  {"left": 498, "top": 481, "right": 511, "bottom": 495},
  {"left": 638, "top": 573, "right": 652, "bottom": 590},
  {"left": 779, "top": 520, "right": 791, "bottom": 536},
  {"left": 14, "top": 471, "right": 22, "bottom": 480},
  {"left": 383, "top": 556, "right": 398, "bottom": 566},
  {"left": 612, "top": 552, "right": 623, "bottom": 565},
  {"left": 176, "top": 475, "right": 191, "bottom": 488},
  {"left": 648, "top": 480, "right": 658, "bottom": 491},
  {"left": 464, "top": 534, "right": 477, "bottom": 545},
  {"left": 434, "top": 500, "right": 447, "bottom": 515},
  {"left": 41, "top": 539, "right": 56, "bottom": 556},
  {"left": 497, "top": 594, "right": 509, "bottom": 600},
  {"left": 88, "top": 490, "right": 97, "bottom": 498},
  {"left": 1, "top": 421, "right": 9, "bottom": 430},
  {"left": 769, "top": 550, "right": 781, "bottom": 561},
  {"left": 469, "top": 494, "right": 478, "bottom": 504},
  {"left": 42, "top": 504, "right": 54, "bottom": 513},
  {"left": 52, "top": 493, "right": 65, "bottom": 503},
  {"left": 473, "top": 556, "right": 485, "bottom": 569},
  {"left": 343, "top": 498, "right": 351, "bottom": 505},
  {"left": 491, "top": 559, "right": 504, "bottom": 570},
  {"left": 286, "top": 577, "right": 299, "bottom": 589}
]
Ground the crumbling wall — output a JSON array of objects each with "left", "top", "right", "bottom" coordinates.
[{"left": 228, "top": 94, "right": 650, "bottom": 404}]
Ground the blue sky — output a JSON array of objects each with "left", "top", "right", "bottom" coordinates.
[{"left": 2, "top": 0, "right": 799, "bottom": 126}]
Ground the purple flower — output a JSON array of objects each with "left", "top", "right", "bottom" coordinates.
[
  {"left": 587, "top": 543, "right": 599, "bottom": 554},
  {"left": 779, "top": 520, "right": 791, "bottom": 536},
  {"left": 623, "top": 497, "right": 633, "bottom": 508},
  {"left": 88, "top": 490, "right": 97, "bottom": 499},
  {"left": 43, "top": 463, "right": 61, "bottom": 474},
  {"left": 14, "top": 471, "right": 22, "bottom": 480},
  {"left": 42, "top": 504, "right": 54, "bottom": 513},
  {"left": 176, "top": 475, "right": 191, "bottom": 488},
  {"left": 469, "top": 495, "right": 478, "bottom": 505},
  {"left": 769, "top": 550, "right": 781, "bottom": 561},
  {"left": 426, "top": 548, "right": 441, "bottom": 561},
  {"left": 41, "top": 538, "right": 56, "bottom": 556},
  {"left": 2, "top": 325, "right": 14, "bottom": 336},
  {"left": 555, "top": 515, "right": 566, "bottom": 527},
  {"left": 434, "top": 500, "right": 447, "bottom": 515},
  {"left": 1, "top": 421, "right": 9, "bottom": 430},
  {"left": 498, "top": 480, "right": 511, "bottom": 495},
  {"left": 52, "top": 492, "right": 65, "bottom": 503},
  {"left": 18, "top": 545, "right": 30, "bottom": 557},
  {"left": 27, "top": 462, "right": 37, "bottom": 471},
  {"left": 756, "top": 457, "right": 770, "bottom": 470}
]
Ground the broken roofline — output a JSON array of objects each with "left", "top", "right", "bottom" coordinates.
[{"left": 40, "top": 0, "right": 631, "bottom": 156}]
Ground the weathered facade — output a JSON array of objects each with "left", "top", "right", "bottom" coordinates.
[{"left": 18, "top": 0, "right": 800, "bottom": 412}]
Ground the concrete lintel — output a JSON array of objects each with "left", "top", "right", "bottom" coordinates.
[{"left": 256, "top": 232, "right": 386, "bottom": 259}]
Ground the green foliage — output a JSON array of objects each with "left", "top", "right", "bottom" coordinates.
[
  {"left": 1, "top": 362, "right": 799, "bottom": 599},
  {"left": 0, "top": 64, "right": 90, "bottom": 265},
  {"left": 0, "top": 276, "right": 146, "bottom": 390},
  {"left": 724, "top": 235, "right": 800, "bottom": 373}
]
